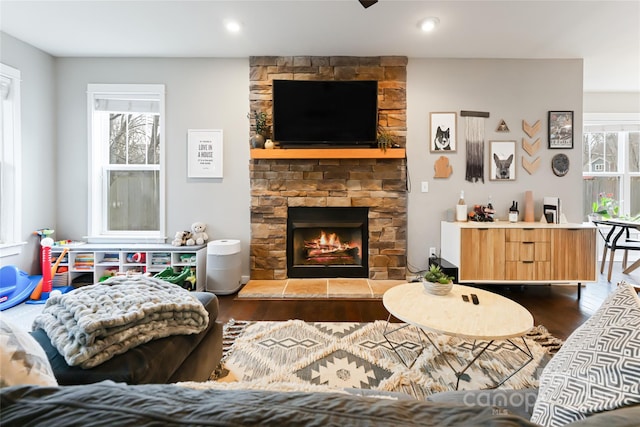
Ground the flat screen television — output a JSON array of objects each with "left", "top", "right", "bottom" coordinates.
[{"left": 272, "top": 80, "right": 378, "bottom": 147}]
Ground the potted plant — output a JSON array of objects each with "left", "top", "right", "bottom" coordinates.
[
  {"left": 591, "top": 193, "right": 619, "bottom": 220},
  {"left": 377, "top": 126, "right": 394, "bottom": 152},
  {"left": 249, "top": 111, "right": 269, "bottom": 149},
  {"left": 422, "top": 264, "right": 454, "bottom": 295}
]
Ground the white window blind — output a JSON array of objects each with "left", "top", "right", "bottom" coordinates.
[{"left": 93, "top": 96, "right": 160, "bottom": 114}]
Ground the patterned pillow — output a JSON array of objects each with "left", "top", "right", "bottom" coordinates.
[
  {"left": 530, "top": 282, "right": 640, "bottom": 426},
  {"left": 0, "top": 316, "right": 58, "bottom": 387}
]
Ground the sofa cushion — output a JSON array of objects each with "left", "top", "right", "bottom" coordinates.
[
  {"left": 30, "top": 292, "right": 219, "bottom": 385},
  {"left": 564, "top": 405, "right": 640, "bottom": 426},
  {"left": 530, "top": 282, "right": 640, "bottom": 426},
  {"left": 0, "top": 316, "right": 57, "bottom": 387},
  {"left": 1, "top": 381, "right": 543, "bottom": 426}
]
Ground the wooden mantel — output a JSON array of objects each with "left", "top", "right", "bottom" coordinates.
[{"left": 250, "top": 148, "right": 406, "bottom": 160}]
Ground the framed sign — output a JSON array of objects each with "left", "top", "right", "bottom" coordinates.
[
  {"left": 430, "top": 112, "right": 457, "bottom": 152},
  {"left": 188, "top": 129, "right": 223, "bottom": 178},
  {"left": 489, "top": 140, "right": 516, "bottom": 181},
  {"left": 548, "top": 111, "right": 573, "bottom": 149}
]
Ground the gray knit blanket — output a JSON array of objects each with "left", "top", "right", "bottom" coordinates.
[{"left": 32, "top": 275, "right": 209, "bottom": 369}]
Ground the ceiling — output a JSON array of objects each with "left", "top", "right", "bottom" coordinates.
[{"left": 1, "top": 0, "right": 639, "bottom": 93}]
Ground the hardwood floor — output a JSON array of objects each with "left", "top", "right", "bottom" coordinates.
[{"left": 217, "top": 268, "right": 640, "bottom": 341}]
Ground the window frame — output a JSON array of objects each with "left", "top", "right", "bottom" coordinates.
[
  {"left": 87, "top": 84, "right": 166, "bottom": 243},
  {"left": 0, "top": 63, "right": 25, "bottom": 257},
  {"left": 583, "top": 113, "right": 640, "bottom": 218}
]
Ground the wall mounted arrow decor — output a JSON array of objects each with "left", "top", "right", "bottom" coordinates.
[
  {"left": 522, "top": 138, "right": 541, "bottom": 156},
  {"left": 523, "top": 120, "right": 541, "bottom": 138},
  {"left": 522, "top": 156, "right": 541, "bottom": 175}
]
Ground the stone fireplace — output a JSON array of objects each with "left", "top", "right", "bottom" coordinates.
[{"left": 249, "top": 55, "right": 407, "bottom": 280}]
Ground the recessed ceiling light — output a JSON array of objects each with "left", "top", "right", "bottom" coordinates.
[
  {"left": 418, "top": 17, "right": 440, "bottom": 33},
  {"left": 225, "top": 20, "right": 242, "bottom": 33}
]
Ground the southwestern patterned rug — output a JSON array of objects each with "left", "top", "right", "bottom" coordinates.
[{"left": 210, "top": 320, "right": 563, "bottom": 399}]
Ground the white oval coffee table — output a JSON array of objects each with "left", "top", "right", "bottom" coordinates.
[{"left": 382, "top": 282, "right": 534, "bottom": 389}]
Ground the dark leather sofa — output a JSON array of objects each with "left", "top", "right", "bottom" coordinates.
[{"left": 30, "top": 292, "right": 223, "bottom": 385}]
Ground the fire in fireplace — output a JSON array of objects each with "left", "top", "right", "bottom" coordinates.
[
  {"left": 287, "top": 207, "right": 369, "bottom": 278},
  {"left": 297, "top": 229, "right": 361, "bottom": 265}
]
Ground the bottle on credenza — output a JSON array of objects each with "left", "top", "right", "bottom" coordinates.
[
  {"left": 486, "top": 195, "right": 495, "bottom": 221},
  {"left": 456, "top": 190, "right": 467, "bottom": 222},
  {"left": 509, "top": 201, "right": 519, "bottom": 223}
]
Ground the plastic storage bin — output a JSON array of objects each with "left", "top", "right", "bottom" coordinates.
[{"left": 206, "top": 239, "right": 242, "bottom": 295}]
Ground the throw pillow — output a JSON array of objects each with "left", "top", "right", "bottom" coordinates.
[
  {"left": 530, "top": 282, "right": 640, "bottom": 426},
  {"left": 0, "top": 316, "right": 58, "bottom": 387}
]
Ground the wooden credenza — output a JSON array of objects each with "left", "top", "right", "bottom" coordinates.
[{"left": 441, "top": 221, "right": 596, "bottom": 284}]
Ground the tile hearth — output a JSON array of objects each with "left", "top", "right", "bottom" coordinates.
[{"left": 238, "top": 278, "right": 407, "bottom": 299}]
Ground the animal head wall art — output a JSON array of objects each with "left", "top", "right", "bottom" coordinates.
[
  {"left": 493, "top": 153, "right": 514, "bottom": 180},
  {"left": 433, "top": 126, "right": 451, "bottom": 151}
]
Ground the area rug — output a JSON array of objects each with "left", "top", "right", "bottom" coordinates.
[{"left": 209, "top": 319, "right": 563, "bottom": 400}]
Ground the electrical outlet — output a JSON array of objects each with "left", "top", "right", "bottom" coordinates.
[
  {"left": 429, "top": 247, "right": 437, "bottom": 258},
  {"left": 421, "top": 181, "right": 429, "bottom": 193}
]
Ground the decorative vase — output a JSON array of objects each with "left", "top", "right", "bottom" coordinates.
[
  {"left": 587, "top": 213, "right": 601, "bottom": 222},
  {"left": 455, "top": 205, "right": 467, "bottom": 222},
  {"left": 524, "top": 190, "right": 534, "bottom": 222},
  {"left": 250, "top": 134, "right": 265, "bottom": 149},
  {"left": 264, "top": 139, "right": 275, "bottom": 149},
  {"left": 421, "top": 278, "right": 453, "bottom": 296}
]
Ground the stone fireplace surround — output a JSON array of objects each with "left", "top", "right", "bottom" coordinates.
[{"left": 249, "top": 56, "right": 407, "bottom": 280}]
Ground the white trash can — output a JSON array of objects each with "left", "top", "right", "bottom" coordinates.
[{"left": 206, "top": 239, "right": 242, "bottom": 295}]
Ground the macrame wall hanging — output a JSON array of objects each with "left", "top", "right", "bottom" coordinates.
[{"left": 461, "top": 110, "right": 490, "bottom": 183}]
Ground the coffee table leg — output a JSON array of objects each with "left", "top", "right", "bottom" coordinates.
[
  {"left": 383, "top": 315, "right": 426, "bottom": 369},
  {"left": 383, "top": 318, "right": 536, "bottom": 390},
  {"left": 422, "top": 334, "right": 534, "bottom": 390},
  {"left": 454, "top": 340, "right": 494, "bottom": 390},
  {"left": 485, "top": 337, "right": 534, "bottom": 389}
]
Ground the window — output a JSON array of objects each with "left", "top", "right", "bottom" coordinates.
[
  {"left": 87, "top": 84, "right": 165, "bottom": 242},
  {"left": 0, "top": 63, "right": 23, "bottom": 256},
  {"left": 583, "top": 113, "right": 640, "bottom": 219}
]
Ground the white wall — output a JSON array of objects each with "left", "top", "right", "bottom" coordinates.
[
  {"left": 54, "top": 58, "right": 252, "bottom": 276},
  {"left": 0, "top": 32, "right": 57, "bottom": 273},
  {"left": 584, "top": 92, "right": 640, "bottom": 114},
  {"left": 406, "top": 59, "right": 584, "bottom": 272}
]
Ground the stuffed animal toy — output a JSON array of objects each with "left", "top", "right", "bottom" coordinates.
[
  {"left": 186, "top": 222, "right": 209, "bottom": 246},
  {"left": 172, "top": 230, "right": 192, "bottom": 247}
]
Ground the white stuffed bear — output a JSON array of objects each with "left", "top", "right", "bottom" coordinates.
[
  {"left": 172, "top": 230, "right": 192, "bottom": 247},
  {"left": 186, "top": 222, "right": 209, "bottom": 246}
]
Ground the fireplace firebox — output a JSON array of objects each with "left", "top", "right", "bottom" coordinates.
[{"left": 287, "top": 207, "right": 369, "bottom": 278}]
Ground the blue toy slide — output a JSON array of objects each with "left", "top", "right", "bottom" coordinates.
[{"left": 0, "top": 265, "right": 42, "bottom": 311}]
